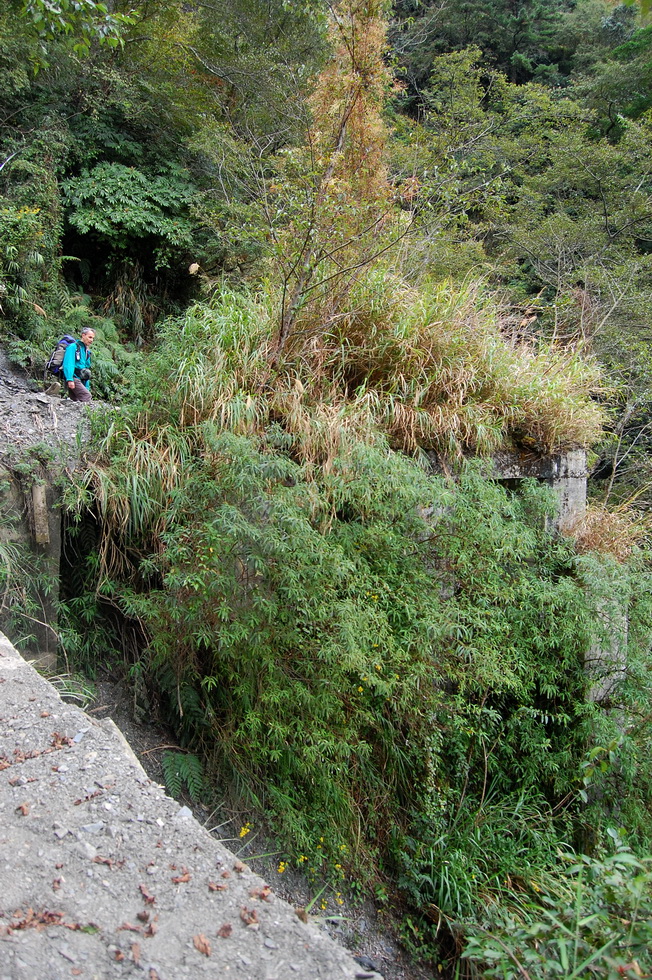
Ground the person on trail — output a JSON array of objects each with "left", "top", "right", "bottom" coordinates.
[{"left": 62, "top": 326, "right": 95, "bottom": 402}]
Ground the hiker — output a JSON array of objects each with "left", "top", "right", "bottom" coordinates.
[{"left": 62, "top": 327, "right": 95, "bottom": 402}]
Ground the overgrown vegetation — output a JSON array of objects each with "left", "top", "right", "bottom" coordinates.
[{"left": 2, "top": 0, "right": 652, "bottom": 976}]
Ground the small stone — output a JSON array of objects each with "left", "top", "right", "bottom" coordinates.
[
  {"left": 54, "top": 827, "right": 70, "bottom": 839},
  {"left": 264, "top": 939, "right": 278, "bottom": 949},
  {"left": 80, "top": 822, "right": 105, "bottom": 834},
  {"left": 175, "top": 806, "right": 193, "bottom": 820},
  {"left": 354, "top": 955, "right": 379, "bottom": 971}
]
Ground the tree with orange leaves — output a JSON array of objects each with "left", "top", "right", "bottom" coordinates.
[{"left": 272, "top": 0, "right": 404, "bottom": 360}]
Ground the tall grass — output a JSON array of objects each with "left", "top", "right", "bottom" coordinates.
[
  {"left": 119, "top": 274, "right": 603, "bottom": 466},
  {"left": 292, "top": 272, "right": 604, "bottom": 455}
]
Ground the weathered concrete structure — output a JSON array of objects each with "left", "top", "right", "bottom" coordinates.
[
  {"left": 0, "top": 460, "right": 62, "bottom": 668},
  {"left": 0, "top": 632, "right": 381, "bottom": 980},
  {"left": 490, "top": 448, "right": 587, "bottom": 531},
  {"left": 0, "top": 351, "right": 89, "bottom": 668}
]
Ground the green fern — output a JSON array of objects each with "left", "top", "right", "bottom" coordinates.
[{"left": 161, "top": 750, "right": 205, "bottom": 802}]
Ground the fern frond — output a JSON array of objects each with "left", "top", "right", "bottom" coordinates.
[{"left": 162, "top": 750, "right": 205, "bottom": 802}]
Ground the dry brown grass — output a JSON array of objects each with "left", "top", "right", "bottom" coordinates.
[
  {"left": 564, "top": 504, "right": 648, "bottom": 563},
  {"left": 282, "top": 273, "right": 605, "bottom": 456},
  {"left": 131, "top": 276, "right": 604, "bottom": 470}
]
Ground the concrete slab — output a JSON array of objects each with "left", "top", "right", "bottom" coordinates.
[{"left": 0, "top": 632, "right": 381, "bottom": 980}]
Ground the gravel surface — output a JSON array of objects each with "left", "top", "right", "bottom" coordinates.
[
  {"left": 90, "top": 672, "right": 437, "bottom": 980},
  {"left": 0, "top": 350, "right": 92, "bottom": 468},
  {"left": 0, "top": 633, "right": 384, "bottom": 980}
]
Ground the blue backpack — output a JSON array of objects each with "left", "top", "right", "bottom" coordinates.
[{"left": 45, "top": 335, "right": 80, "bottom": 376}]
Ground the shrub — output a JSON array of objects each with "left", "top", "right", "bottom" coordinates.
[{"left": 462, "top": 838, "right": 652, "bottom": 980}]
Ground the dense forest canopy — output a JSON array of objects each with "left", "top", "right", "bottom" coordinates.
[{"left": 2, "top": 1, "right": 652, "bottom": 976}]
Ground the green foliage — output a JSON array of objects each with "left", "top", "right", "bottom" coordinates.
[
  {"left": 462, "top": 838, "right": 652, "bottom": 979},
  {"left": 396, "top": 791, "right": 567, "bottom": 925},
  {"left": 161, "top": 750, "right": 205, "bottom": 802},
  {"left": 0, "top": 204, "right": 45, "bottom": 315},
  {"left": 62, "top": 278, "right": 652, "bottom": 973},
  {"left": 62, "top": 163, "right": 197, "bottom": 267},
  {"left": 120, "top": 280, "right": 603, "bottom": 458},
  {"left": 47, "top": 671, "right": 96, "bottom": 708},
  {"left": 17, "top": 0, "right": 135, "bottom": 66},
  {"left": 77, "top": 397, "right": 642, "bottom": 869},
  {"left": 392, "top": 0, "right": 568, "bottom": 97},
  {"left": 0, "top": 510, "right": 57, "bottom": 652},
  {"left": 3, "top": 3, "right": 652, "bottom": 977}
]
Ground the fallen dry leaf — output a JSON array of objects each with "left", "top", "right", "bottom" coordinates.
[
  {"left": 239, "top": 906, "right": 259, "bottom": 926},
  {"left": 193, "top": 933, "right": 211, "bottom": 957},
  {"left": 40, "top": 711, "right": 50, "bottom": 718},
  {"left": 52, "top": 879, "right": 62, "bottom": 892},
  {"left": 295, "top": 907, "right": 309, "bottom": 923},
  {"left": 118, "top": 923, "right": 141, "bottom": 933},
  {"left": 136, "top": 911, "right": 150, "bottom": 923},
  {"left": 93, "top": 856, "right": 114, "bottom": 868},
  {"left": 9, "top": 908, "right": 65, "bottom": 932},
  {"left": 208, "top": 881, "right": 227, "bottom": 892},
  {"left": 17, "top": 802, "right": 30, "bottom": 816},
  {"left": 171, "top": 870, "right": 191, "bottom": 884},
  {"left": 114, "top": 950, "right": 124, "bottom": 962},
  {"left": 131, "top": 943, "right": 141, "bottom": 965},
  {"left": 144, "top": 920, "right": 158, "bottom": 938},
  {"left": 75, "top": 790, "right": 102, "bottom": 806},
  {"left": 50, "top": 732, "right": 73, "bottom": 749},
  {"left": 71, "top": 969, "right": 82, "bottom": 976},
  {"left": 221, "top": 870, "right": 231, "bottom": 879},
  {"left": 233, "top": 860, "right": 246, "bottom": 873},
  {"left": 139, "top": 884, "right": 155, "bottom": 905},
  {"left": 64, "top": 921, "right": 91, "bottom": 933},
  {"left": 250, "top": 885, "right": 272, "bottom": 901},
  {"left": 217, "top": 922, "right": 233, "bottom": 938}
]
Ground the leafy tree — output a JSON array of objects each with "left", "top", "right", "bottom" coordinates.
[
  {"left": 15, "top": 0, "right": 135, "bottom": 66},
  {"left": 268, "top": 0, "right": 401, "bottom": 358}
]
